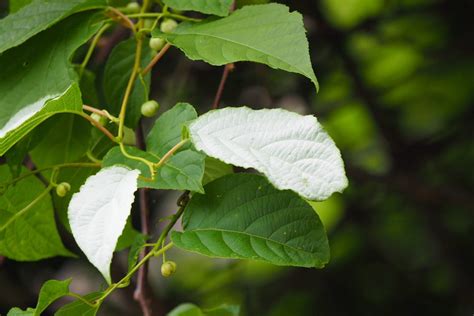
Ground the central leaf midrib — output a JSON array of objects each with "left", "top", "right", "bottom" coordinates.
[{"left": 186, "top": 227, "right": 317, "bottom": 257}]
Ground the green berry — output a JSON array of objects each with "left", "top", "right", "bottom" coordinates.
[
  {"left": 141, "top": 100, "right": 160, "bottom": 117},
  {"left": 160, "top": 18, "right": 178, "bottom": 34},
  {"left": 90, "top": 113, "right": 107, "bottom": 126},
  {"left": 161, "top": 261, "right": 177, "bottom": 277},
  {"left": 126, "top": 2, "right": 141, "bottom": 13},
  {"left": 149, "top": 37, "right": 166, "bottom": 52},
  {"left": 56, "top": 182, "right": 71, "bottom": 197}
]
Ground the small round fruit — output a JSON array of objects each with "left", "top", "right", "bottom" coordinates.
[
  {"left": 160, "top": 18, "right": 178, "bottom": 34},
  {"left": 91, "top": 113, "right": 107, "bottom": 126},
  {"left": 141, "top": 100, "right": 160, "bottom": 117},
  {"left": 149, "top": 37, "right": 166, "bottom": 52},
  {"left": 126, "top": 2, "right": 141, "bottom": 13},
  {"left": 161, "top": 261, "right": 177, "bottom": 277},
  {"left": 56, "top": 182, "right": 71, "bottom": 197}
]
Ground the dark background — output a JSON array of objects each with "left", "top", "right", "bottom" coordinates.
[{"left": 1, "top": 0, "right": 473, "bottom": 315}]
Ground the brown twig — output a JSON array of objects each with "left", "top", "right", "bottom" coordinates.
[
  {"left": 142, "top": 43, "right": 171, "bottom": 75},
  {"left": 106, "top": 7, "right": 136, "bottom": 32},
  {"left": 211, "top": 1, "right": 236, "bottom": 110},
  {"left": 211, "top": 63, "right": 235, "bottom": 109},
  {"left": 133, "top": 122, "right": 153, "bottom": 316},
  {"left": 79, "top": 113, "right": 117, "bottom": 143}
]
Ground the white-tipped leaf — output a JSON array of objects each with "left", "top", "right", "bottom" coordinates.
[
  {"left": 189, "top": 107, "right": 348, "bottom": 200},
  {"left": 68, "top": 166, "right": 140, "bottom": 283}
]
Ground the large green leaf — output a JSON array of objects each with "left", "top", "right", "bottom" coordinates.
[
  {"left": 0, "top": 166, "right": 72, "bottom": 260},
  {"left": 30, "top": 114, "right": 91, "bottom": 168},
  {"left": 0, "top": 13, "right": 105, "bottom": 155},
  {"left": 7, "top": 279, "right": 71, "bottom": 316},
  {"left": 8, "top": 0, "right": 34, "bottom": 14},
  {"left": 102, "top": 146, "right": 205, "bottom": 192},
  {"left": 103, "top": 37, "right": 152, "bottom": 128},
  {"left": 202, "top": 157, "right": 233, "bottom": 185},
  {"left": 146, "top": 103, "right": 198, "bottom": 157},
  {"left": 153, "top": 4, "right": 318, "bottom": 89},
  {"left": 172, "top": 173, "right": 330, "bottom": 268},
  {"left": 0, "top": 0, "right": 106, "bottom": 53},
  {"left": 163, "top": 0, "right": 233, "bottom": 16}
]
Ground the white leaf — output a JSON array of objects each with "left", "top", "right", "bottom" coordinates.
[
  {"left": 189, "top": 107, "right": 348, "bottom": 200},
  {"left": 68, "top": 166, "right": 140, "bottom": 283}
]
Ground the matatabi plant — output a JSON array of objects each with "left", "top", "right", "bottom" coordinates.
[{"left": 0, "top": 0, "right": 348, "bottom": 315}]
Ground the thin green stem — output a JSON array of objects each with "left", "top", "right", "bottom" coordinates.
[
  {"left": 126, "top": 12, "right": 201, "bottom": 22},
  {"left": 2, "top": 162, "right": 101, "bottom": 187},
  {"left": 0, "top": 185, "right": 53, "bottom": 231},
  {"left": 154, "top": 139, "right": 189, "bottom": 169},
  {"left": 79, "top": 112, "right": 117, "bottom": 143},
  {"left": 79, "top": 24, "right": 111, "bottom": 78},
  {"left": 94, "top": 243, "right": 173, "bottom": 306},
  {"left": 119, "top": 143, "right": 156, "bottom": 176},
  {"left": 66, "top": 293, "right": 97, "bottom": 308},
  {"left": 92, "top": 193, "right": 189, "bottom": 307},
  {"left": 165, "top": 12, "right": 202, "bottom": 22}
]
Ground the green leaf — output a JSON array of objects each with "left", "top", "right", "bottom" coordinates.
[
  {"left": 8, "top": 0, "right": 34, "bottom": 14},
  {"left": 103, "top": 38, "right": 152, "bottom": 128},
  {"left": 163, "top": 0, "right": 233, "bottom": 16},
  {"left": 128, "top": 233, "right": 148, "bottom": 272},
  {"left": 204, "top": 304, "right": 240, "bottom": 316},
  {"left": 30, "top": 114, "right": 91, "bottom": 168},
  {"left": 0, "top": 0, "right": 106, "bottom": 53},
  {"left": 172, "top": 173, "right": 330, "bottom": 268},
  {"left": 116, "top": 219, "right": 142, "bottom": 251},
  {"left": 146, "top": 103, "right": 198, "bottom": 157},
  {"left": 153, "top": 4, "right": 318, "bottom": 89},
  {"left": 7, "top": 308, "right": 35, "bottom": 316},
  {"left": 168, "top": 303, "right": 203, "bottom": 316},
  {"left": 0, "top": 166, "right": 73, "bottom": 260},
  {"left": 34, "top": 279, "right": 72, "bottom": 315},
  {"left": 167, "top": 303, "right": 240, "bottom": 316},
  {"left": 0, "top": 12, "right": 105, "bottom": 155},
  {"left": 102, "top": 146, "right": 205, "bottom": 192},
  {"left": 55, "top": 292, "right": 102, "bottom": 316},
  {"left": 202, "top": 157, "right": 233, "bottom": 185}
]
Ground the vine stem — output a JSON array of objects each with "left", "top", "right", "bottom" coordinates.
[
  {"left": 92, "top": 193, "right": 188, "bottom": 309},
  {"left": 142, "top": 43, "right": 171, "bottom": 75},
  {"left": 211, "top": 1, "right": 236, "bottom": 110},
  {"left": 79, "top": 24, "right": 111, "bottom": 78},
  {"left": 154, "top": 139, "right": 189, "bottom": 169},
  {"left": 134, "top": 122, "right": 154, "bottom": 316},
  {"left": 212, "top": 63, "right": 235, "bottom": 109},
  {"left": 107, "top": 7, "right": 136, "bottom": 32},
  {"left": 126, "top": 12, "right": 202, "bottom": 22},
  {"left": 1, "top": 162, "right": 100, "bottom": 187},
  {"left": 83, "top": 105, "right": 119, "bottom": 123},
  {"left": 79, "top": 112, "right": 117, "bottom": 143}
]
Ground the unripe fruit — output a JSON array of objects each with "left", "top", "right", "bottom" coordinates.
[
  {"left": 160, "top": 18, "right": 178, "bottom": 34},
  {"left": 149, "top": 37, "right": 166, "bottom": 52},
  {"left": 141, "top": 100, "right": 160, "bottom": 117},
  {"left": 91, "top": 113, "right": 107, "bottom": 126},
  {"left": 126, "top": 2, "right": 141, "bottom": 13},
  {"left": 56, "top": 182, "right": 71, "bottom": 197},
  {"left": 161, "top": 261, "right": 177, "bottom": 277}
]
